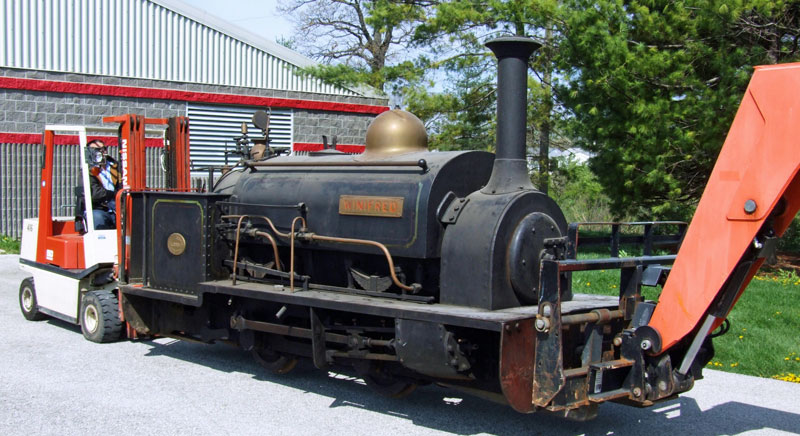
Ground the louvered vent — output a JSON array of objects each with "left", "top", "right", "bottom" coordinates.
[{"left": 187, "top": 103, "right": 292, "bottom": 170}]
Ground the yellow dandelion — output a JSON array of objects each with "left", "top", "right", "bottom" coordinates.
[
  {"left": 738, "top": 335, "right": 743, "bottom": 339},
  {"left": 772, "top": 373, "right": 800, "bottom": 383}
]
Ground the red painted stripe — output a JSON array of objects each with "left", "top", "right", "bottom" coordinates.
[
  {"left": 0, "top": 77, "right": 389, "bottom": 115},
  {"left": 294, "top": 142, "right": 365, "bottom": 154},
  {"left": 0, "top": 132, "right": 164, "bottom": 147}
]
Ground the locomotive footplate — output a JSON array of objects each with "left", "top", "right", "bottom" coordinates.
[
  {"left": 120, "top": 278, "right": 624, "bottom": 414},
  {"left": 193, "top": 280, "right": 619, "bottom": 331}
]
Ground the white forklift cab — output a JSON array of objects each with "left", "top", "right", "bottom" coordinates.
[{"left": 18, "top": 116, "right": 192, "bottom": 342}]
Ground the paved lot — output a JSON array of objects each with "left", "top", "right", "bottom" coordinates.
[{"left": 1, "top": 254, "right": 799, "bottom": 436}]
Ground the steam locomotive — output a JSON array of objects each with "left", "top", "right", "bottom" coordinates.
[{"left": 114, "top": 37, "right": 705, "bottom": 418}]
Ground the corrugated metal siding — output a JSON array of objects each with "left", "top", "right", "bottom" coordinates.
[
  {"left": 187, "top": 103, "right": 292, "bottom": 169},
  {"left": 0, "top": 144, "right": 40, "bottom": 239},
  {"left": 0, "top": 142, "right": 166, "bottom": 238},
  {"left": 0, "top": 0, "right": 357, "bottom": 96}
]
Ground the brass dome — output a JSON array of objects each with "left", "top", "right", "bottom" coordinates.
[{"left": 363, "top": 110, "right": 428, "bottom": 158}]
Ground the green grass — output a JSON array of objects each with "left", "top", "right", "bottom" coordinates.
[
  {"left": 572, "top": 262, "right": 800, "bottom": 382},
  {"left": 0, "top": 235, "right": 20, "bottom": 254}
]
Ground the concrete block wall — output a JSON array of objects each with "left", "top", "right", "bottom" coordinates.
[
  {"left": 0, "top": 67, "right": 387, "bottom": 142},
  {"left": 0, "top": 67, "right": 388, "bottom": 238},
  {"left": 0, "top": 69, "right": 186, "bottom": 130},
  {"left": 293, "top": 110, "right": 375, "bottom": 145}
]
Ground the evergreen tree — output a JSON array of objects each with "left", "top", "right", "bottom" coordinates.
[{"left": 559, "top": 0, "right": 800, "bottom": 218}]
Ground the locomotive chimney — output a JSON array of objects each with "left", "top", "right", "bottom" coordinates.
[{"left": 483, "top": 36, "right": 541, "bottom": 194}]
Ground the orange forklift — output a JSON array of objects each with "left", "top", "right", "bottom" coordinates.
[{"left": 18, "top": 115, "right": 192, "bottom": 342}]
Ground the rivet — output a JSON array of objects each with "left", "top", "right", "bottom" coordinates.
[{"left": 744, "top": 199, "right": 757, "bottom": 214}]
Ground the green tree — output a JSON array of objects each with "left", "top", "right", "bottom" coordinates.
[
  {"left": 559, "top": 0, "right": 800, "bottom": 219},
  {"left": 404, "top": 55, "right": 497, "bottom": 151},
  {"left": 279, "top": 0, "right": 429, "bottom": 92},
  {"left": 411, "top": 0, "right": 564, "bottom": 192},
  {"left": 549, "top": 157, "right": 614, "bottom": 222}
]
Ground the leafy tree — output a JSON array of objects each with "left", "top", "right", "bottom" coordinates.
[
  {"left": 404, "top": 55, "right": 497, "bottom": 151},
  {"left": 279, "top": 0, "right": 429, "bottom": 92},
  {"left": 559, "top": 0, "right": 800, "bottom": 219},
  {"left": 549, "top": 156, "right": 614, "bottom": 222},
  {"left": 411, "top": 0, "right": 565, "bottom": 192}
]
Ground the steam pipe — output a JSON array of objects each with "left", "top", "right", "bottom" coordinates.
[{"left": 482, "top": 36, "right": 541, "bottom": 194}]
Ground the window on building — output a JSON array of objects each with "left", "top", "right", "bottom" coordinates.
[{"left": 186, "top": 103, "right": 293, "bottom": 170}]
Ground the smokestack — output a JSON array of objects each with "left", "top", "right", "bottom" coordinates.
[{"left": 482, "top": 36, "right": 541, "bottom": 194}]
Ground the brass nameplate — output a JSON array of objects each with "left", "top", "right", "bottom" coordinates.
[{"left": 339, "top": 195, "right": 404, "bottom": 218}]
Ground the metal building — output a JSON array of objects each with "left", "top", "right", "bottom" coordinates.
[{"left": 0, "top": 0, "right": 389, "bottom": 237}]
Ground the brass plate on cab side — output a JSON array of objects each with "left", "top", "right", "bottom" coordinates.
[
  {"left": 339, "top": 195, "right": 404, "bottom": 218},
  {"left": 167, "top": 232, "right": 187, "bottom": 256}
]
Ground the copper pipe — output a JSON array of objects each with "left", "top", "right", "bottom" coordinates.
[
  {"left": 222, "top": 214, "right": 290, "bottom": 238},
  {"left": 224, "top": 214, "right": 416, "bottom": 293},
  {"left": 289, "top": 216, "right": 306, "bottom": 292},
  {"left": 231, "top": 215, "right": 247, "bottom": 285},
  {"left": 561, "top": 309, "right": 624, "bottom": 326},
  {"left": 253, "top": 231, "right": 282, "bottom": 271},
  {"left": 224, "top": 214, "right": 303, "bottom": 286},
  {"left": 302, "top": 233, "right": 414, "bottom": 292}
]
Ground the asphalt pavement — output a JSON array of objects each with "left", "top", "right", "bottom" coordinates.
[{"left": 1, "top": 254, "right": 799, "bottom": 436}]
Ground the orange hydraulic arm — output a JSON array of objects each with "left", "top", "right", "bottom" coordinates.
[{"left": 645, "top": 63, "right": 800, "bottom": 365}]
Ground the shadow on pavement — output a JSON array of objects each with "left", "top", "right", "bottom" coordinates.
[{"left": 139, "top": 338, "right": 800, "bottom": 435}]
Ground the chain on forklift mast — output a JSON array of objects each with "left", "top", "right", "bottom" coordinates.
[{"left": 16, "top": 37, "right": 800, "bottom": 420}]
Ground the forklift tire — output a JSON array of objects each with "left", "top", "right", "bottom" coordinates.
[
  {"left": 19, "top": 277, "right": 46, "bottom": 321},
  {"left": 80, "top": 290, "right": 122, "bottom": 343}
]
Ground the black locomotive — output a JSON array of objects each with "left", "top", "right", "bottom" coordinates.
[{"left": 117, "top": 37, "right": 693, "bottom": 418}]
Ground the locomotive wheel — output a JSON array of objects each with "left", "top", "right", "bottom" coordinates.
[
  {"left": 80, "top": 290, "right": 122, "bottom": 343},
  {"left": 252, "top": 348, "right": 298, "bottom": 375},
  {"left": 359, "top": 362, "right": 417, "bottom": 399},
  {"left": 19, "top": 277, "right": 45, "bottom": 321}
]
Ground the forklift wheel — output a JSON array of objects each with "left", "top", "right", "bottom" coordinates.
[
  {"left": 80, "top": 291, "right": 122, "bottom": 343},
  {"left": 19, "top": 277, "right": 46, "bottom": 321}
]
